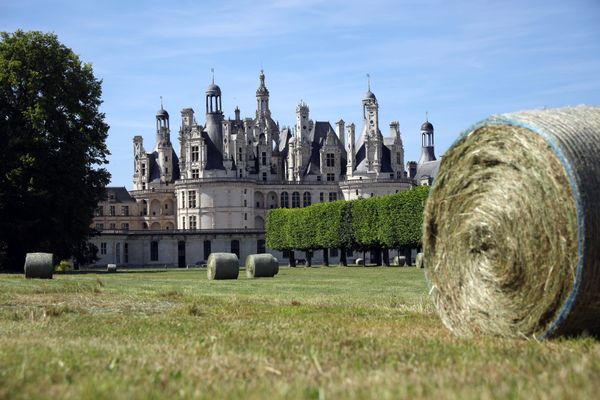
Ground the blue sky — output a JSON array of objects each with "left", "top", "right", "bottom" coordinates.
[{"left": 2, "top": 0, "right": 599, "bottom": 187}]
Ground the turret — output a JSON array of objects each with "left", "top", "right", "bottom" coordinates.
[
  {"left": 204, "top": 79, "right": 224, "bottom": 154},
  {"left": 418, "top": 119, "right": 436, "bottom": 164},
  {"left": 296, "top": 101, "right": 310, "bottom": 143},
  {"left": 336, "top": 119, "right": 345, "bottom": 148}
]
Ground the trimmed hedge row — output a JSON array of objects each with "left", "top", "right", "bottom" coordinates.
[{"left": 266, "top": 186, "right": 430, "bottom": 264}]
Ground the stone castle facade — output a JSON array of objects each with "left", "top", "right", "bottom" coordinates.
[{"left": 90, "top": 71, "right": 439, "bottom": 267}]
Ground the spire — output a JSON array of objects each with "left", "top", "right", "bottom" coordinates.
[
  {"left": 367, "top": 73, "right": 371, "bottom": 91},
  {"left": 211, "top": 68, "right": 214, "bottom": 84},
  {"left": 160, "top": 95, "right": 163, "bottom": 110}
]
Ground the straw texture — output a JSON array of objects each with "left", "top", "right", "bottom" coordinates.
[
  {"left": 424, "top": 106, "right": 600, "bottom": 339},
  {"left": 24, "top": 253, "right": 53, "bottom": 279},
  {"left": 207, "top": 253, "right": 239, "bottom": 280},
  {"left": 245, "top": 254, "right": 278, "bottom": 278}
]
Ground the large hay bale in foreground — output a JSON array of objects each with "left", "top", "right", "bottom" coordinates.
[
  {"left": 424, "top": 106, "right": 600, "bottom": 339},
  {"left": 245, "top": 254, "right": 278, "bottom": 278},
  {"left": 207, "top": 253, "right": 239, "bottom": 280},
  {"left": 24, "top": 253, "right": 54, "bottom": 279}
]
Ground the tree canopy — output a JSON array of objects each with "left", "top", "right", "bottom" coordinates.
[
  {"left": 265, "top": 186, "right": 430, "bottom": 258},
  {"left": 0, "top": 30, "right": 110, "bottom": 270}
]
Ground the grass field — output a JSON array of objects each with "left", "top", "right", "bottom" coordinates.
[{"left": 0, "top": 266, "right": 599, "bottom": 399}]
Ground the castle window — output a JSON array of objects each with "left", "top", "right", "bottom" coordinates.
[
  {"left": 355, "top": 189, "right": 359, "bottom": 196},
  {"left": 320, "top": 192, "right": 324, "bottom": 202},
  {"left": 191, "top": 146, "right": 199, "bottom": 162},
  {"left": 121, "top": 223, "right": 129, "bottom": 231},
  {"left": 292, "top": 192, "right": 300, "bottom": 208},
  {"left": 95, "top": 207, "right": 103, "bottom": 216},
  {"left": 100, "top": 242, "right": 107, "bottom": 255},
  {"left": 165, "top": 156, "right": 168, "bottom": 162},
  {"left": 165, "top": 167, "right": 169, "bottom": 174},
  {"left": 110, "top": 223, "right": 116, "bottom": 230},
  {"left": 142, "top": 183, "right": 146, "bottom": 190},
  {"left": 204, "top": 240, "right": 211, "bottom": 260},
  {"left": 244, "top": 199, "right": 247, "bottom": 207},
  {"left": 329, "top": 192, "right": 337, "bottom": 202},
  {"left": 181, "top": 192, "right": 186, "bottom": 208},
  {"left": 261, "top": 152, "right": 267, "bottom": 166},
  {"left": 121, "top": 206, "right": 129, "bottom": 216},
  {"left": 231, "top": 240, "right": 240, "bottom": 258},
  {"left": 150, "top": 241, "right": 159, "bottom": 261},
  {"left": 326, "top": 153, "right": 335, "bottom": 167},
  {"left": 141, "top": 164, "right": 146, "bottom": 176},
  {"left": 182, "top": 216, "right": 186, "bottom": 229},
  {"left": 327, "top": 173, "right": 335, "bottom": 182},
  {"left": 281, "top": 192, "right": 289, "bottom": 208},
  {"left": 317, "top": 176, "right": 321, "bottom": 181},
  {"left": 189, "top": 216, "right": 197, "bottom": 230},
  {"left": 262, "top": 172, "right": 267, "bottom": 181},
  {"left": 188, "top": 191, "right": 196, "bottom": 208},
  {"left": 303, "top": 192, "right": 311, "bottom": 207},
  {"left": 109, "top": 206, "right": 115, "bottom": 216},
  {"left": 244, "top": 213, "right": 247, "bottom": 221},
  {"left": 95, "top": 223, "right": 104, "bottom": 231},
  {"left": 192, "top": 169, "right": 199, "bottom": 179},
  {"left": 238, "top": 148, "right": 243, "bottom": 162}
]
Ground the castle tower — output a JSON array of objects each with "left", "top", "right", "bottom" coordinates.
[
  {"left": 336, "top": 119, "right": 345, "bottom": 148},
  {"left": 361, "top": 84, "right": 381, "bottom": 173},
  {"left": 133, "top": 135, "right": 147, "bottom": 190},
  {"left": 155, "top": 103, "right": 174, "bottom": 183},
  {"left": 346, "top": 123, "right": 356, "bottom": 178},
  {"left": 418, "top": 118, "right": 436, "bottom": 164},
  {"left": 255, "top": 70, "right": 271, "bottom": 120},
  {"left": 296, "top": 101, "right": 310, "bottom": 143},
  {"left": 205, "top": 78, "right": 224, "bottom": 154}
]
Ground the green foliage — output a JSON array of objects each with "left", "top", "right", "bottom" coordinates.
[
  {"left": 351, "top": 197, "right": 383, "bottom": 249},
  {"left": 55, "top": 259, "right": 73, "bottom": 273},
  {"left": 265, "top": 209, "right": 288, "bottom": 251},
  {"left": 378, "top": 186, "right": 431, "bottom": 249},
  {"left": 0, "top": 30, "right": 110, "bottom": 270}
]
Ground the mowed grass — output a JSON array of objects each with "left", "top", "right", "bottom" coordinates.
[{"left": 0, "top": 267, "right": 599, "bottom": 400}]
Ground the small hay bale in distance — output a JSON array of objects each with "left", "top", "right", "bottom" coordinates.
[
  {"left": 245, "top": 254, "right": 278, "bottom": 278},
  {"left": 415, "top": 253, "right": 424, "bottom": 269},
  {"left": 107, "top": 264, "right": 117, "bottom": 273},
  {"left": 424, "top": 106, "right": 600, "bottom": 339},
  {"left": 207, "top": 253, "right": 239, "bottom": 280},
  {"left": 24, "top": 252, "right": 54, "bottom": 279},
  {"left": 355, "top": 258, "right": 364, "bottom": 266},
  {"left": 392, "top": 255, "right": 406, "bottom": 267}
]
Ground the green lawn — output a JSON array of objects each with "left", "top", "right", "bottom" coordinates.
[{"left": 0, "top": 267, "right": 598, "bottom": 399}]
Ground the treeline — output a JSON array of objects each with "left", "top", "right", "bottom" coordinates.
[{"left": 266, "top": 186, "right": 430, "bottom": 266}]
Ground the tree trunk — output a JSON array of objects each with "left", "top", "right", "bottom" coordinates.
[
  {"left": 305, "top": 250, "right": 312, "bottom": 267},
  {"left": 289, "top": 250, "right": 296, "bottom": 268},
  {"left": 340, "top": 247, "right": 347, "bottom": 267},
  {"left": 383, "top": 248, "right": 390, "bottom": 266},
  {"left": 323, "top": 248, "right": 329, "bottom": 267}
]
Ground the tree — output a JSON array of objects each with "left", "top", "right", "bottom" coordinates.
[{"left": 0, "top": 31, "right": 110, "bottom": 271}]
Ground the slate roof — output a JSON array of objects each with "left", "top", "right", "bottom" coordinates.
[
  {"left": 301, "top": 121, "right": 347, "bottom": 176},
  {"left": 105, "top": 187, "right": 136, "bottom": 203},
  {"left": 415, "top": 159, "right": 441, "bottom": 182}
]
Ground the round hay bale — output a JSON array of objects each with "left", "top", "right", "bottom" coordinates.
[
  {"left": 207, "top": 253, "right": 239, "bottom": 280},
  {"left": 415, "top": 253, "right": 424, "bottom": 269},
  {"left": 273, "top": 257, "right": 280, "bottom": 275},
  {"left": 355, "top": 258, "right": 364, "bottom": 266},
  {"left": 24, "top": 253, "right": 53, "bottom": 279},
  {"left": 107, "top": 264, "right": 117, "bottom": 273},
  {"left": 392, "top": 255, "right": 406, "bottom": 267},
  {"left": 245, "top": 254, "right": 278, "bottom": 278},
  {"left": 424, "top": 106, "right": 600, "bottom": 339}
]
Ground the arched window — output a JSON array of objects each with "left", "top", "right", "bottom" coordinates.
[
  {"left": 280, "top": 192, "right": 289, "bottom": 208},
  {"left": 292, "top": 192, "right": 300, "bottom": 208},
  {"left": 303, "top": 192, "right": 311, "bottom": 207},
  {"left": 150, "top": 241, "right": 159, "bottom": 261},
  {"left": 231, "top": 240, "right": 240, "bottom": 258}
]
